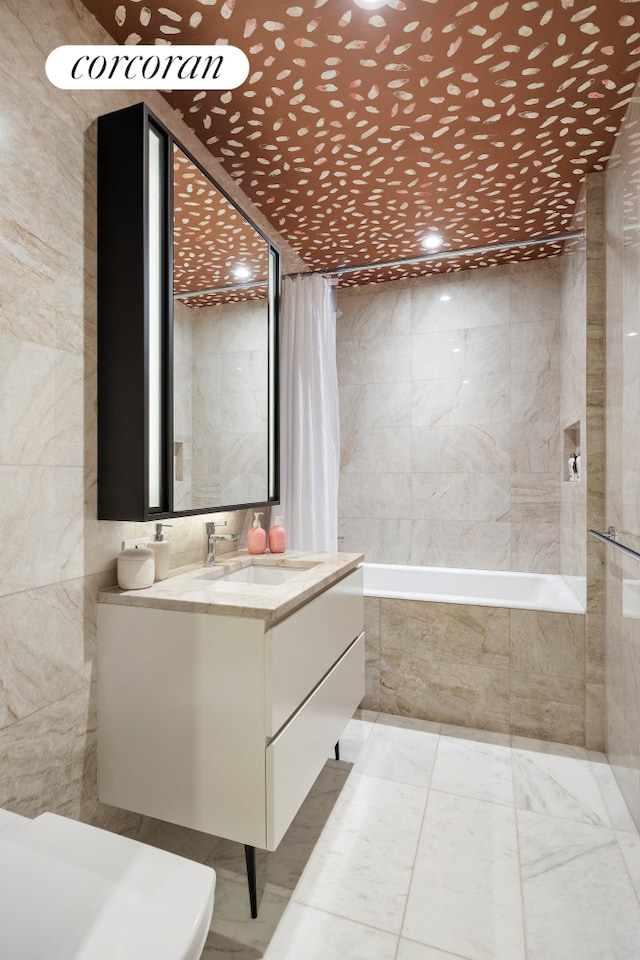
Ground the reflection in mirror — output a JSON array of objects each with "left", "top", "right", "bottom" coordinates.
[{"left": 172, "top": 146, "right": 271, "bottom": 512}]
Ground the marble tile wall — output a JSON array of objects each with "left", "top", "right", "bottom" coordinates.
[
  {"left": 604, "top": 84, "right": 640, "bottom": 831},
  {"left": 191, "top": 300, "right": 270, "bottom": 509},
  {"left": 583, "top": 175, "right": 607, "bottom": 754},
  {"left": 557, "top": 175, "right": 606, "bottom": 752},
  {"left": 174, "top": 299, "right": 270, "bottom": 510},
  {"left": 173, "top": 301, "right": 194, "bottom": 511},
  {"left": 363, "top": 596, "right": 587, "bottom": 744},
  {"left": 337, "top": 258, "right": 562, "bottom": 573},
  {"left": 559, "top": 194, "right": 587, "bottom": 595},
  {"left": 0, "top": 0, "right": 290, "bottom": 829}
]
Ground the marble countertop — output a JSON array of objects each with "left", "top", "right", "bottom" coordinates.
[{"left": 98, "top": 550, "right": 364, "bottom": 623}]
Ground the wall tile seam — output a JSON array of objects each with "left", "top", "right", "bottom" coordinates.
[
  {"left": 387, "top": 656, "right": 587, "bottom": 684},
  {"left": 0, "top": 462, "right": 89, "bottom": 472},
  {"left": 509, "top": 668, "right": 586, "bottom": 686},
  {"left": 380, "top": 620, "right": 584, "bottom": 656},
  {"left": 339, "top": 511, "right": 516, "bottom": 519},
  {"left": 509, "top": 609, "right": 586, "bottom": 681},
  {"left": 0, "top": 680, "right": 94, "bottom": 735},
  {"left": 387, "top": 623, "right": 581, "bottom": 645},
  {"left": 0, "top": 329, "right": 92, "bottom": 361},
  {"left": 0, "top": 568, "right": 113, "bottom": 604}
]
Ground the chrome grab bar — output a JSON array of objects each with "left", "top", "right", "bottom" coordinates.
[{"left": 589, "top": 528, "right": 640, "bottom": 562}]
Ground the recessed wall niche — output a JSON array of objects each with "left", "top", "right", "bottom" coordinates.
[{"left": 564, "top": 421, "right": 581, "bottom": 482}]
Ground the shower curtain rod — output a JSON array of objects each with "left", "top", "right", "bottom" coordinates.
[
  {"left": 174, "top": 278, "right": 267, "bottom": 299},
  {"left": 314, "top": 230, "right": 585, "bottom": 279}
]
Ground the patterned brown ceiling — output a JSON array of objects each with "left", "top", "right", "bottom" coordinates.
[
  {"left": 173, "top": 145, "right": 269, "bottom": 306},
  {"left": 84, "top": 0, "right": 640, "bottom": 284}
]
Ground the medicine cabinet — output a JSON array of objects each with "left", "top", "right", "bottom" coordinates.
[{"left": 97, "top": 102, "right": 280, "bottom": 520}]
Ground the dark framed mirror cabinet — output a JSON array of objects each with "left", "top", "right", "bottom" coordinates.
[{"left": 97, "top": 102, "right": 280, "bottom": 521}]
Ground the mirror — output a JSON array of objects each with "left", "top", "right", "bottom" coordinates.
[
  {"left": 172, "top": 145, "right": 271, "bottom": 512},
  {"left": 97, "top": 103, "right": 279, "bottom": 521}
]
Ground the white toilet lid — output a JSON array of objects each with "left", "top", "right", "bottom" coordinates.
[
  {"left": 0, "top": 808, "right": 26, "bottom": 833},
  {"left": 0, "top": 813, "right": 215, "bottom": 960}
]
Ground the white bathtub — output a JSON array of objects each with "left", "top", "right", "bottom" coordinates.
[{"left": 363, "top": 563, "right": 585, "bottom": 614}]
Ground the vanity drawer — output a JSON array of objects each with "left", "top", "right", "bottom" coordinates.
[
  {"left": 266, "top": 632, "right": 364, "bottom": 850},
  {"left": 266, "top": 567, "right": 364, "bottom": 735}
]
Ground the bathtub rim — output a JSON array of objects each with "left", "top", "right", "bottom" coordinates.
[{"left": 362, "top": 562, "right": 585, "bottom": 615}]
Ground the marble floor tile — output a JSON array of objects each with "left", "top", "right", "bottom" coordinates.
[
  {"left": 430, "top": 733, "right": 514, "bottom": 806},
  {"left": 263, "top": 902, "right": 398, "bottom": 960},
  {"left": 397, "top": 940, "right": 473, "bottom": 960},
  {"left": 204, "top": 869, "right": 289, "bottom": 956},
  {"left": 293, "top": 772, "right": 428, "bottom": 934},
  {"left": 510, "top": 734, "right": 589, "bottom": 759},
  {"left": 337, "top": 715, "right": 376, "bottom": 763},
  {"left": 354, "top": 708, "right": 380, "bottom": 722},
  {"left": 439, "top": 723, "right": 510, "bottom": 746},
  {"left": 212, "top": 761, "right": 351, "bottom": 897},
  {"left": 353, "top": 720, "right": 440, "bottom": 787},
  {"left": 376, "top": 712, "right": 441, "bottom": 734},
  {"left": 512, "top": 745, "right": 611, "bottom": 825},
  {"left": 403, "top": 791, "right": 525, "bottom": 960},
  {"left": 590, "top": 753, "right": 639, "bottom": 832},
  {"left": 519, "top": 810, "right": 640, "bottom": 960},
  {"left": 201, "top": 934, "right": 262, "bottom": 959},
  {"left": 263, "top": 761, "right": 351, "bottom": 894},
  {"left": 141, "top": 717, "right": 640, "bottom": 960},
  {"left": 616, "top": 829, "right": 640, "bottom": 902},
  {"left": 143, "top": 819, "right": 220, "bottom": 863}
]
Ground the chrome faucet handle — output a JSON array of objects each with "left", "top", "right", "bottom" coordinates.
[
  {"left": 205, "top": 523, "right": 238, "bottom": 566},
  {"left": 205, "top": 519, "right": 227, "bottom": 535}
]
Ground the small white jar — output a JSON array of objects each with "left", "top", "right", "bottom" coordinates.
[{"left": 117, "top": 545, "right": 155, "bottom": 590}]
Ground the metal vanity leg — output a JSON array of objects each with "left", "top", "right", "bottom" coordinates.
[
  {"left": 334, "top": 741, "right": 340, "bottom": 761},
  {"left": 244, "top": 844, "right": 258, "bottom": 919}
]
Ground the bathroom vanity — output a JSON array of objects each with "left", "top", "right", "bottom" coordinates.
[{"left": 97, "top": 551, "right": 364, "bottom": 915}]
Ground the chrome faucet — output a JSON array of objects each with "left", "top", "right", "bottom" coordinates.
[{"left": 205, "top": 521, "right": 239, "bottom": 566}]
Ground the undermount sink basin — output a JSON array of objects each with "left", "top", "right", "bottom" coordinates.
[
  {"left": 222, "top": 565, "right": 310, "bottom": 586},
  {"left": 196, "top": 558, "right": 323, "bottom": 587}
]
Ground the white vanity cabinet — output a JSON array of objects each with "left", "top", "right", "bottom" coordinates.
[{"left": 97, "top": 566, "right": 364, "bottom": 852}]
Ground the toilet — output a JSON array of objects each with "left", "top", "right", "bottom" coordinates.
[{"left": 0, "top": 808, "right": 215, "bottom": 959}]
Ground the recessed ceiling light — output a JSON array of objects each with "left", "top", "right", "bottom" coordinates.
[
  {"left": 627, "top": 331, "right": 638, "bottom": 337},
  {"left": 233, "top": 265, "right": 251, "bottom": 281},
  {"left": 439, "top": 294, "right": 451, "bottom": 302},
  {"left": 421, "top": 233, "right": 444, "bottom": 251}
]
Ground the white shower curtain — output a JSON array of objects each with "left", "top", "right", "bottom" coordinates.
[{"left": 279, "top": 274, "right": 340, "bottom": 551}]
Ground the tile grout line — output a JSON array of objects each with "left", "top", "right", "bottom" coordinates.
[
  {"left": 282, "top": 717, "right": 425, "bottom": 950},
  {"left": 588, "top": 748, "right": 640, "bottom": 839},
  {"left": 613, "top": 830, "right": 640, "bottom": 910},
  {"left": 392, "top": 726, "right": 442, "bottom": 960},
  {"left": 400, "top": 936, "right": 476, "bottom": 960},
  {"left": 261, "top": 717, "right": 640, "bottom": 957},
  {"left": 279, "top": 898, "right": 407, "bottom": 944},
  {"left": 511, "top": 737, "right": 532, "bottom": 960}
]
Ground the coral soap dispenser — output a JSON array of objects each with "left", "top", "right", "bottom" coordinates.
[
  {"left": 248, "top": 512, "right": 267, "bottom": 555},
  {"left": 269, "top": 516, "right": 287, "bottom": 554}
]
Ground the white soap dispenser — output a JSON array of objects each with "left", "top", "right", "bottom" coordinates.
[{"left": 148, "top": 523, "right": 172, "bottom": 580}]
